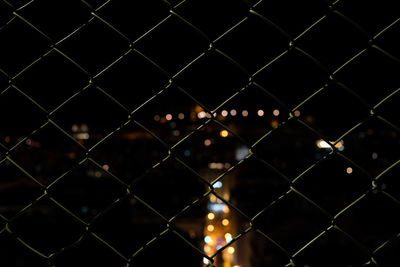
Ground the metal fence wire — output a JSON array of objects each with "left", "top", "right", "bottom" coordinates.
[{"left": 1, "top": 0, "right": 400, "bottom": 266}]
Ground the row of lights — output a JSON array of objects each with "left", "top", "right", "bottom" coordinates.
[
  {"left": 153, "top": 108, "right": 299, "bottom": 122},
  {"left": 154, "top": 113, "right": 186, "bottom": 122},
  {"left": 208, "top": 162, "right": 231, "bottom": 170}
]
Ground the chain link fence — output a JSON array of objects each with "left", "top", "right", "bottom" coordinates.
[{"left": 1, "top": 0, "right": 400, "bottom": 266}]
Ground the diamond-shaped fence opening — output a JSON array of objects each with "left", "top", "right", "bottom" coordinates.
[{"left": 1, "top": 0, "right": 400, "bottom": 266}]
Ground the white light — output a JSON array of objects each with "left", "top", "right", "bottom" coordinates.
[
  {"left": 230, "top": 109, "right": 237, "bottom": 116},
  {"left": 318, "top": 140, "right": 330, "bottom": 148},
  {"left": 273, "top": 109, "right": 280, "bottom": 116},
  {"left": 372, "top": 152, "right": 378, "bottom": 159},
  {"left": 198, "top": 111, "right": 206, "bottom": 119},
  {"left": 346, "top": 167, "right": 353, "bottom": 174},
  {"left": 242, "top": 110, "right": 248, "bottom": 117},
  {"left": 316, "top": 139, "right": 344, "bottom": 150},
  {"left": 257, "top": 110, "right": 264, "bottom": 116},
  {"left": 225, "top": 233, "right": 232, "bottom": 242},
  {"left": 236, "top": 146, "right": 249, "bottom": 161},
  {"left": 213, "top": 181, "right": 223, "bottom": 188},
  {"left": 204, "top": 236, "right": 212, "bottom": 243},
  {"left": 208, "top": 203, "right": 228, "bottom": 213},
  {"left": 74, "top": 133, "right": 89, "bottom": 140},
  {"left": 221, "top": 110, "right": 228, "bottom": 117},
  {"left": 166, "top": 114, "right": 172, "bottom": 121},
  {"left": 203, "top": 258, "right": 210, "bottom": 264}
]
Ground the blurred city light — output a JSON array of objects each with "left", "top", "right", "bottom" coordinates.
[
  {"left": 209, "top": 194, "right": 217, "bottom": 203},
  {"left": 220, "top": 130, "right": 229, "bottom": 138},
  {"left": 235, "top": 146, "right": 249, "bottom": 161},
  {"left": 208, "top": 204, "right": 228, "bottom": 213},
  {"left": 204, "top": 245, "right": 212, "bottom": 254},
  {"left": 213, "top": 181, "right": 223, "bottom": 188},
  {"left": 75, "top": 133, "right": 89, "bottom": 140},
  {"left": 209, "top": 162, "right": 224, "bottom": 169},
  {"left": 225, "top": 233, "right": 232, "bottom": 242},
  {"left": 72, "top": 124, "right": 79, "bottom": 132},
  {"left": 316, "top": 139, "right": 344, "bottom": 151},
  {"left": 223, "top": 205, "right": 230, "bottom": 213},
  {"left": 198, "top": 111, "right": 206, "bottom": 119},
  {"left": 102, "top": 164, "right": 110, "bottom": 171},
  {"left": 204, "top": 139, "right": 212, "bottom": 146},
  {"left": 207, "top": 213, "right": 215, "bottom": 220}
]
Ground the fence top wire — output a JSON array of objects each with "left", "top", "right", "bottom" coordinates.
[{"left": 1, "top": 0, "right": 400, "bottom": 266}]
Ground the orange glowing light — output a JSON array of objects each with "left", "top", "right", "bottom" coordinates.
[
  {"left": 220, "top": 130, "right": 229, "bottom": 138},
  {"left": 223, "top": 205, "right": 230, "bottom": 213}
]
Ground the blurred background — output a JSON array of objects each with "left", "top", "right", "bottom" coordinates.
[{"left": 1, "top": 0, "right": 400, "bottom": 266}]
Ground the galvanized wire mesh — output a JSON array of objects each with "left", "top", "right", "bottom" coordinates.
[{"left": 1, "top": 0, "right": 400, "bottom": 266}]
